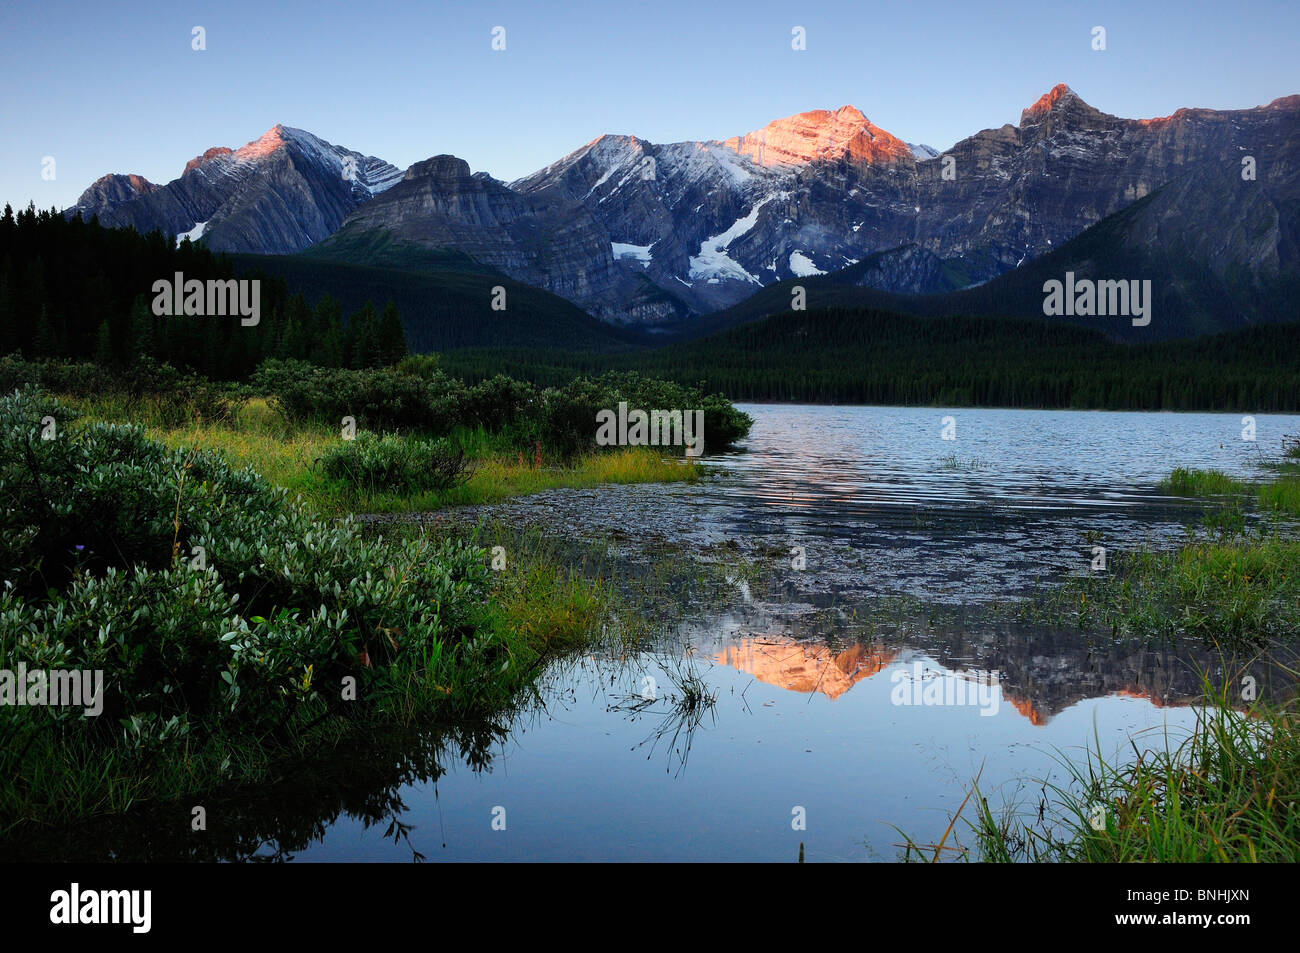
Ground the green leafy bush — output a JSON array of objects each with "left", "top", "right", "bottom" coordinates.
[
  {"left": 318, "top": 431, "right": 474, "bottom": 493},
  {"left": 0, "top": 387, "right": 490, "bottom": 752},
  {"left": 0, "top": 354, "right": 246, "bottom": 425},
  {"left": 253, "top": 359, "right": 464, "bottom": 433},
  {"left": 253, "top": 359, "right": 753, "bottom": 456}
]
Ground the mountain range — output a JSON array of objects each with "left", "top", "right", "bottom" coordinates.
[{"left": 68, "top": 85, "right": 1300, "bottom": 338}]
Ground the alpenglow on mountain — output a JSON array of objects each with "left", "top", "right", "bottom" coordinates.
[
  {"left": 70, "top": 125, "right": 403, "bottom": 255},
  {"left": 69, "top": 86, "right": 1299, "bottom": 326}
]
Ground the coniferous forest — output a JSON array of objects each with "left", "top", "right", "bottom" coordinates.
[
  {"left": 4, "top": 204, "right": 1298, "bottom": 413},
  {"left": 0, "top": 204, "right": 407, "bottom": 378}
]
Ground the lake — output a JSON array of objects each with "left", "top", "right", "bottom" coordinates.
[
  {"left": 283, "top": 405, "right": 1299, "bottom": 861},
  {"left": 36, "top": 405, "right": 1300, "bottom": 862}
]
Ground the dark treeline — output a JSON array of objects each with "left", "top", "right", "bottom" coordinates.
[
  {"left": 439, "top": 309, "right": 1300, "bottom": 412},
  {"left": 8, "top": 205, "right": 1298, "bottom": 412},
  {"left": 0, "top": 204, "right": 406, "bottom": 377}
]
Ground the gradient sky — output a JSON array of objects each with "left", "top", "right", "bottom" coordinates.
[{"left": 2, "top": 0, "right": 1296, "bottom": 210}]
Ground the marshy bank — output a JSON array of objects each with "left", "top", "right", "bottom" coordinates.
[{"left": 0, "top": 364, "right": 752, "bottom": 842}]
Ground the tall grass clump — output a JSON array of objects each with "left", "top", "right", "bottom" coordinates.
[
  {"left": 897, "top": 670, "right": 1298, "bottom": 862},
  {"left": 1160, "top": 467, "right": 1248, "bottom": 497},
  {"left": 981, "top": 686, "right": 1295, "bottom": 862}
]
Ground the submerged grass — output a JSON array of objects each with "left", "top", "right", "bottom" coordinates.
[
  {"left": 1015, "top": 462, "right": 1300, "bottom": 647},
  {"left": 1160, "top": 467, "right": 1249, "bottom": 497}
]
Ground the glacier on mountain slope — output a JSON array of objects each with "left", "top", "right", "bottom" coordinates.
[
  {"left": 687, "top": 194, "right": 781, "bottom": 284},
  {"left": 176, "top": 220, "right": 208, "bottom": 242}
]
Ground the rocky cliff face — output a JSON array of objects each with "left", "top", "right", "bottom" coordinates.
[
  {"left": 512, "top": 86, "right": 1299, "bottom": 318},
  {"left": 67, "top": 87, "right": 1298, "bottom": 326},
  {"left": 721, "top": 105, "right": 918, "bottom": 168},
  {"left": 316, "top": 155, "right": 685, "bottom": 323},
  {"left": 73, "top": 172, "right": 159, "bottom": 209},
  {"left": 68, "top": 125, "right": 403, "bottom": 255}
]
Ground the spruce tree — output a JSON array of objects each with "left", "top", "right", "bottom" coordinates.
[
  {"left": 128, "top": 294, "right": 154, "bottom": 362},
  {"left": 33, "top": 306, "right": 57, "bottom": 357},
  {"left": 378, "top": 301, "right": 407, "bottom": 365},
  {"left": 94, "top": 320, "right": 113, "bottom": 366},
  {"left": 0, "top": 274, "right": 13, "bottom": 355}
]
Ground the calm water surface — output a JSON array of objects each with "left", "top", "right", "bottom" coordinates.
[
  {"left": 274, "top": 406, "right": 1297, "bottom": 862},
  {"left": 49, "top": 406, "right": 1297, "bottom": 862}
]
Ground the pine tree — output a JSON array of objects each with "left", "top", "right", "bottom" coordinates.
[
  {"left": 94, "top": 319, "right": 113, "bottom": 366},
  {"left": 33, "top": 306, "right": 57, "bottom": 357},
  {"left": 285, "top": 293, "right": 312, "bottom": 359},
  {"left": 0, "top": 274, "right": 13, "bottom": 355},
  {"left": 345, "top": 303, "right": 381, "bottom": 368},
  {"left": 318, "top": 321, "right": 344, "bottom": 367},
  {"left": 128, "top": 294, "right": 154, "bottom": 362},
  {"left": 310, "top": 294, "right": 344, "bottom": 366},
  {"left": 378, "top": 301, "right": 407, "bottom": 366}
]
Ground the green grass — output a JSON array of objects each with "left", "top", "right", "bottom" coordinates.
[
  {"left": 1160, "top": 467, "right": 1250, "bottom": 497},
  {"left": 1013, "top": 464, "right": 1300, "bottom": 646},
  {"left": 1162, "top": 463, "right": 1300, "bottom": 518},
  {"left": 909, "top": 460, "right": 1300, "bottom": 861},
  {"left": 1041, "top": 539, "right": 1300, "bottom": 646},
  {"left": 59, "top": 393, "right": 702, "bottom": 515},
  {"left": 900, "top": 672, "right": 1299, "bottom": 862},
  {"left": 1258, "top": 464, "right": 1300, "bottom": 515}
]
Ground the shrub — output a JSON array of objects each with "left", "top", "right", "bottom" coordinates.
[
  {"left": 395, "top": 353, "right": 443, "bottom": 379},
  {"left": 250, "top": 359, "right": 753, "bottom": 456},
  {"left": 318, "top": 431, "right": 475, "bottom": 493},
  {"left": 252, "top": 359, "right": 466, "bottom": 433},
  {"left": 542, "top": 373, "right": 753, "bottom": 455},
  {"left": 0, "top": 387, "right": 490, "bottom": 750},
  {"left": 0, "top": 355, "right": 244, "bottom": 426},
  {"left": 462, "top": 374, "right": 538, "bottom": 433}
]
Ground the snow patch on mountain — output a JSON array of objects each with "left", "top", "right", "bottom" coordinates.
[
  {"left": 583, "top": 164, "right": 620, "bottom": 199},
  {"left": 688, "top": 194, "right": 780, "bottom": 284},
  {"left": 176, "top": 220, "right": 208, "bottom": 242},
  {"left": 789, "top": 250, "right": 824, "bottom": 277},
  {"left": 599, "top": 156, "right": 658, "bottom": 203},
  {"left": 612, "top": 241, "right": 654, "bottom": 264}
]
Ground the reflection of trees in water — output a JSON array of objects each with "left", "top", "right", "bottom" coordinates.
[{"left": 2, "top": 721, "right": 508, "bottom": 863}]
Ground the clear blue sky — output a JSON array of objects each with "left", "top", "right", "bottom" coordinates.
[{"left": 2, "top": 0, "right": 1295, "bottom": 210}]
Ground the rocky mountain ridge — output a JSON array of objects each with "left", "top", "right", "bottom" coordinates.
[{"left": 67, "top": 86, "right": 1299, "bottom": 328}]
